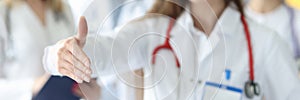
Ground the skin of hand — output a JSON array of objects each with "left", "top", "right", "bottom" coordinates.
[
  {"left": 74, "top": 79, "right": 101, "bottom": 100},
  {"left": 55, "top": 16, "right": 92, "bottom": 83}
]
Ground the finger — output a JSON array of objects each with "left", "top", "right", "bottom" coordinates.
[
  {"left": 59, "top": 59, "right": 91, "bottom": 82},
  {"left": 62, "top": 49, "right": 92, "bottom": 75},
  {"left": 73, "top": 67, "right": 91, "bottom": 83},
  {"left": 59, "top": 67, "right": 83, "bottom": 83},
  {"left": 76, "top": 16, "right": 88, "bottom": 47},
  {"left": 65, "top": 38, "right": 91, "bottom": 68}
]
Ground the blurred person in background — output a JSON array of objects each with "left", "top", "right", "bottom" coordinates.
[
  {"left": 246, "top": 0, "right": 300, "bottom": 73},
  {"left": 0, "top": 0, "right": 75, "bottom": 99}
]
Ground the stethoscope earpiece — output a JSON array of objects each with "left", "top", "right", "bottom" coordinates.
[{"left": 245, "top": 81, "right": 260, "bottom": 99}]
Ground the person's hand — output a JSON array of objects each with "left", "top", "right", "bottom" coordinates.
[
  {"left": 55, "top": 16, "right": 92, "bottom": 83},
  {"left": 73, "top": 79, "right": 101, "bottom": 100}
]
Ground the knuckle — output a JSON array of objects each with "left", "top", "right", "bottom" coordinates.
[
  {"left": 64, "top": 39, "right": 74, "bottom": 47},
  {"left": 68, "top": 63, "right": 75, "bottom": 69},
  {"left": 66, "top": 38, "right": 74, "bottom": 43},
  {"left": 63, "top": 41, "right": 70, "bottom": 47},
  {"left": 69, "top": 38, "right": 77, "bottom": 45}
]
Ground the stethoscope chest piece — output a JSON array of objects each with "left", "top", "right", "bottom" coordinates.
[{"left": 244, "top": 81, "right": 260, "bottom": 99}]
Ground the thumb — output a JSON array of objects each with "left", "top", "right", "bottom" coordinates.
[{"left": 76, "top": 16, "right": 88, "bottom": 47}]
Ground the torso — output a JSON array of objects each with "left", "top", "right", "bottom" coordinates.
[
  {"left": 0, "top": 1, "right": 74, "bottom": 80},
  {"left": 117, "top": 6, "right": 290, "bottom": 100}
]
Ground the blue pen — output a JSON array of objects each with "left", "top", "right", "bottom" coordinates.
[{"left": 225, "top": 69, "right": 231, "bottom": 81}]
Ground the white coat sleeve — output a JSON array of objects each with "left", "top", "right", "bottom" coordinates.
[
  {"left": 43, "top": 21, "right": 149, "bottom": 77},
  {"left": 263, "top": 33, "right": 300, "bottom": 100}
]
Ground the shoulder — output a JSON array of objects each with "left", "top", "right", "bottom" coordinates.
[
  {"left": 246, "top": 17, "right": 296, "bottom": 72},
  {"left": 0, "top": 1, "right": 28, "bottom": 17},
  {"left": 130, "top": 15, "right": 171, "bottom": 28},
  {"left": 246, "top": 17, "right": 290, "bottom": 54},
  {"left": 118, "top": 15, "right": 171, "bottom": 33},
  {"left": 247, "top": 17, "right": 279, "bottom": 41}
]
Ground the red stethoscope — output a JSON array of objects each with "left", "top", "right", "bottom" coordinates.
[{"left": 151, "top": 15, "right": 260, "bottom": 99}]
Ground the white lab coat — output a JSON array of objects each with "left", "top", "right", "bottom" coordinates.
[
  {"left": 245, "top": 5, "right": 300, "bottom": 70},
  {"left": 44, "top": 4, "right": 300, "bottom": 100},
  {"left": 0, "top": 1, "right": 74, "bottom": 100}
]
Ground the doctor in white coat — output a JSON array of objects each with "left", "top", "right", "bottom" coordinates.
[
  {"left": 0, "top": 0, "right": 74, "bottom": 99},
  {"left": 246, "top": 0, "right": 300, "bottom": 71},
  {"left": 43, "top": 0, "right": 300, "bottom": 99}
]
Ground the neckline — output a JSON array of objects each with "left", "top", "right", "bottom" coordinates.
[{"left": 23, "top": 2, "right": 50, "bottom": 29}]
